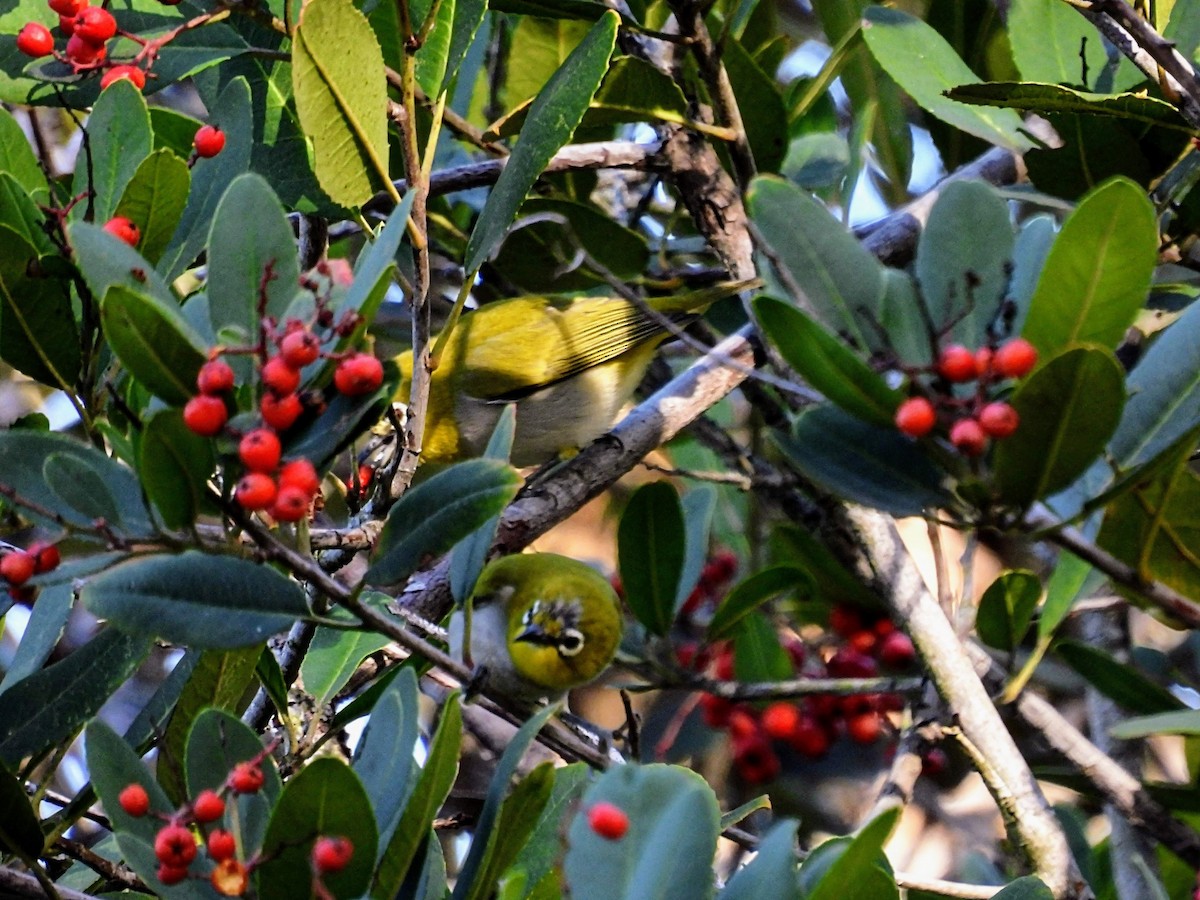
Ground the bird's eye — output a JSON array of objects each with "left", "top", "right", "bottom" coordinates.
[{"left": 557, "top": 628, "right": 585, "bottom": 657}]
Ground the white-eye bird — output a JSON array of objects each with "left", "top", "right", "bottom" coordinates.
[
  {"left": 451, "top": 552, "right": 623, "bottom": 705},
  {"left": 390, "top": 280, "right": 758, "bottom": 466}
]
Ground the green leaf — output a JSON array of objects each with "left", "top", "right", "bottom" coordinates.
[
  {"left": 0, "top": 767, "right": 42, "bottom": 858},
  {"left": 0, "top": 107, "right": 48, "bottom": 200},
  {"left": 563, "top": 764, "right": 720, "bottom": 900},
  {"left": 70, "top": 220, "right": 176, "bottom": 309},
  {"left": 43, "top": 452, "right": 119, "bottom": 522},
  {"left": 993, "top": 345, "right": 1125, "bottom": 507},
  {"left": 708, "top": 565, "right": 810, "bottom": 641},
  {"left": 416, "top": 0, "right": 454, "bottom": 97},
  {"left": 946, "top": 83, "right": 1191, "bottom": 133},
  {"left": 0, "top": 226, "right": 79, "bottom": 390},
  {"left": 70, "top": 79, "right": 152, "bottom": 223},
  {"left": 82, "top": 551, "right": 309, "bottom": 648},
  {"left": 441, "top": 0, "right": 487, "bottom": 93},
  {"left": 618, "top": 481, "right": 686, "bottom": 637},
  {"left": 502, "top": 17, "right": 591, "bottom": 107},
  {"left": 1055, "top": 639, "right": 1184, "bottom": 715},
  {"left": 292, "top": 0, "right": 390, "bottom": 207},
  {"left": 802, "top": 808, "right": 899, "bottom": 900},
  {"left": 1111, "top": 709, "right": 1200, "bottom": 739},
  {"left": 675, "top": 485, "right": 717, "bottom": 613},
  {"left": 258, "top": 758, "right": 378, "bottom": 900},
  {"left": 138, "top": 408, "right": 216, "bottom": 530},
  {"left": 991, "top": 877, "right": 1053, "bottom": 900},
  {"left": 733, "top": 612, "right": 792, "bottom": 682},
  {"left": 914, "top": 179, "right": 1014, "bottom": 346},
  {"left": 0, "top": 172, "right": 53, "bottom": 253},
  {"left": 158, "top": 77, "right": 254, "bottom": 281},
  {"left": 353, "top": 667, "right": 421, "bottom": 845},
  {"left": 776, "top": 405, "right": 951, "bottom": 516},
  {"left": 0, "top": 581, "right": 73, "bottom": 694},
  {"left": 206, "top": 173, "right": 301, "bottom": 348},
  {"left": 754, "top": 296, "right": 901, "bottom": 426},
  {"left": 501, "top": 763, "right": 589, "bottom": 891},
  {"left": 976, "top": 570, "right": 1041, "bottom": 653},
  {"left": 860, "top": 7, "right": 1032, "bottom": 152},
  {"left": 0, "top": 629, "right": 151, "bottom": 766},
  {"left": 721, "top": 820, "right": 799, "bottom": 899},
  {"left": 1022, "top": 177, "right": 1158, "bottom": 358},
  {"left": 747, "top": 175, "right": 884, "bottom": 349},
  {"left": 186, "top": 708, "right": 282, "bottom": 853},
  {"left": 722, "top": 35, "right": 788, "bottom": 173},
  {"left": 367, "top": 459, "right": 521, "bottom": 585},
  {"left": 159, "top": 648, "right": 262, "bottom": 802},
  {"left": 464, "top": 11, "right": 618, "bottom": 275},
  {"left": 301, "top": 626, "right": 392, "bottom": 706},
  {"left": 113, "top": 149, "right": 191, "bottom": 266},
  {"left": 372, "top": 696, "right": 461, "bottom": 898},
  {"left": 1008, "top": 0, "right": 1137, "bottom": 89},
  {"left": 101, "top": 285, "right": 208, "bottom": 405}
]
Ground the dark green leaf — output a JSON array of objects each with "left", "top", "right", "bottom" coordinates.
[
  {"left": 0, "top": 629, "right": 151, "bottom": 766},
  {"left": 860, "top": 7, "right": 1032, "bottom": 152},
  {"left": 301, "top": 626, "right": 392, "bottom": 706},
  {"left": 353, "top": 667, "right": 421, "bottom": 846},
  {"left": 708, "top": 566, "right": 810, "bottom": 641},
  {"left": 113, "top": 149, "right": 191, "bottom": 266},
  {"left": 618, "top": 481, "right": 686, "bottom": 637},
  {"left": 82, "top": 551, "right": 309, "bottom": 648},
  {"left": 415, "top": 0, "right": 454, "bottom": 97},
  {"left": 754, "top": 296, "right": 901, "bottom": 425},
  {"left": 283, "top": 369, "right": 398, "bottom": 471},
  {"left": 747, "top": 175, "right": 884, "bottom": 348},
  {"left": 721, "top": 819, "right": 799, "bottom": 899},
  {"left": 101, "top": 285, "right": 208, "bottom": 405},
  {"left": 258, "top": 757, "right": 378, "bottom": 900},
  {"left": 991, "top": 877, "right": 1053, "bottom": 900},
  {"left": 256, "top": 647, "right": 290, "bottom": 719},
  {"left": 0, "top": 172, "right": 53, "bottom": 253},
  {"left": 722, "top": 35, "right": 788, "bottom": 173},
  {"left": 501, "top": 763, "right": 589, "bottom": 891},
  {"left": 0, "top": 581, "right": 73, "bottom": 693},
  {"left": 947, "top": 82, "right": 1189, "bottom": 132},
  {"left": 70, "top": 220, "right": 176, "bottom": 308},
  {"left": 43, "top": 452, "right": 118, "bottom": 522},
  {"left": 564, "top": 763, "right": 720, "bottom": 900},
  {"left": 776, "top": 405, "right": 951, "bottom": 516},
  {"left": 0, "top": 226, "right": 79, "bottom": 389},
  {"left": 674, "top": 485, "right": 717, "bottom": 613},
  {"left": 1056, "top": 640, "right": 1184, "bottom": 715},
  {"left": 0, "top": 107, "right": 49, "bottom": 200},
  {"left": 0, "top": 767, "right": 42, "bottom": 858},
  {"left": 70, "top": 79, "right": 151, "bottom": 223},
  {"left": 733, "top": 612, "right": 792, "bottom": 682},
  {"left": 442, "top": 0, "right": 487, "bottom": 92},
  {"left": 1111, "top": 709, "right": 1200, "bottom": 740},
  {"left": 292, "top": 0, "right": 390, "bottom": 206},
  {"left": 803, "top": 808, "right": 899, "bottom": 900},
  {"left": 464, "top": 11, "right": 618, "bottom": 275},
  {"left": 976, "top": 570, "right": 1041, "bottom": 653},
  {"left": 138, "top": 409, "right": 216, "bottom": 529},
  {"left": 368, "top": 459, "right": 521, "bottom": 584},
  {"left": 1008, "top": 0, "right": 1138, "bottom": 89},
  {"left": 993, "top": 346, "right": 1125, "bottom": 507},
  {"left": 1022, "top": 178, "right": 1158, "bottom": 358}
]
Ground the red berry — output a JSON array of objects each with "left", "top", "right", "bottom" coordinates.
[
  {"left": 207, "top": 829, "right": 237, "bottom": 862},
  {"left": 827, "top": 605, "right": 862, "bottom": 638},
  {"left": 873, "top": 619, "right": 895, "bottom": 637},
  {"left": 878, "top": 631, "right": 916, "bottom": 669},
  {"left": 761, "top": 702, "right": 801, "bottom": 741},
  {"left": 229, "top": 761, "right": 264, "bottom": 794},
  {"left": 586, "top": 803, "right": 629, "bottom": 840},
  {"left": 65, "top": 31, "right": 105, "bottom": 64},
  {"left": 102, "top": 215, "right": 138, "bottom": 246},
  {"left": 921, "top": 747, "right": 948, "bottom": 777},
  {"left": 154, "top": 824, "right": 197, "bottom": 868},
  {"left": 827, "top": 647, "right": 878, "bottom": 678},
  {"left": 57, "top": 14, "right": 75, "bottom": 34},
  {"left": 234, "top": 473, "right": 277, "bottom": 511},
  {"left": 1, "top": 551, "right": 35, "bottom": 586},
  {"left": 100, "top": 64, "right": 145, "bottom": 90},
  {"left": 48, "top": 0, "right": 85, "bottom": 16},
  {"left": 279, "top": 329, "right": 320, "bottom": 368},
  {"left": 183, "top": 394, "right": 228, "bottom": 436},
  {"left": 311, "top": 835, "right": 354, "bottom": 873},
  {"left": 936, "top": 344, "right": 977, "bottom": 382},
  {"left": 978, "top": 401, "right": 1019, "bottom": 439},
  {"left": 846, "top": 711, "right": 883, "bottom": 744},
  {"left": 118, "top": 782, "right": 150, "bottom": 817},
  {"left": 732, "top": 735, "right": 781, "bottom": 784},
  {"left": 197, "top": 358, "right": 235, "bottom": 395},
  {"left": 157, "top": 863, "right": 190, "bottom": 885},
  {"left": 27, "top": 542, "right": 60, "bottom": 574},
  {"left": 787, "top": 715, "right": 831, "bottom": 758},
  {"left": 193, "top": 124, "right": 226, "bottom": 159},
  {"left": 210, "top": 858, "right": 248, "bottom": 896},
  {"left": 699, "top": 693, "right": 732, "bottom": 728},
  {"left": 993, "top": 338, "right": 1038, "bottom": 379},
  {"left": 949, "top": 417, "right": 988, "bottom": 457},
  {"left": 726, "top": 707, "right": 759, "bottom": 742},
  {"left": 848, "top": 629, "right": 876, "bottom": 654},
  {"left": 8, "top": 585, "right": 37, "bottom": 605},
  {"left": 894, "top": 396, "right": 936, "bottom": 437},
  {"left": 260, "top": 391, "right": 303, "bottom": 431},
  {"left": 270, "top": 485, "right": 310, "bottom": 522},
  {"left": 278, "top": 458, "right": 320, "bottom": 496},
  {"left": 713, "top": 646, "right": 734, "bottom": 681},
  {"left": 73, "top": 6, "right": 115, "bottom": 43},
  {"left": 333, "top": 353, "right": 383, "bottom": 396},
  {"left": 191, "top": 789, "right": 225, "bottom": 823},
  {"left": 16, "top": 22, "right": 54, "bottom": 57},
  {"left": 238, "top": 428, "right": 281, "bottom": 473},
  {"left": 260, "top": 355, "right": 301, "bottom": 396},
  {"left": 974, "top": 346, "right": 993, "bottom": 378}
]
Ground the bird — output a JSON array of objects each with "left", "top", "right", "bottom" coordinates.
[
  {"left": 450, "top": 552, "right": 624, "bottom": 706},
  {"left": 385, "top": 280, "right": 759, "bottom": 467}
]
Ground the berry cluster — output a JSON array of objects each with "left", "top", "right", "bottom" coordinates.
[
  {"left": 681, "top": 603, "right": 918, "bottom": 785},
  {"left": 1, "top": 540, "right": 61, "bottom": 604},
  {"left": 894, "top": 337, "right": 1038, "bottom": 457},
  {"left": 182, "top": 304, "right": 382, "bottom": 518}
]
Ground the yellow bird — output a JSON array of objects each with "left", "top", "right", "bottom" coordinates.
[{"left": 390, "top": 281, "right": 758, "bottom": 467}]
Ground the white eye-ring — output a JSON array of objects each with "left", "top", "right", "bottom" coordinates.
[{"left": 557, "top": 628, "right": 585, "bottom": 657}]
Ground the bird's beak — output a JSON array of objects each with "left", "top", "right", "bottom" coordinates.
[{"left": 516, "top": 623, "right": 550, "bottom": 645}]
